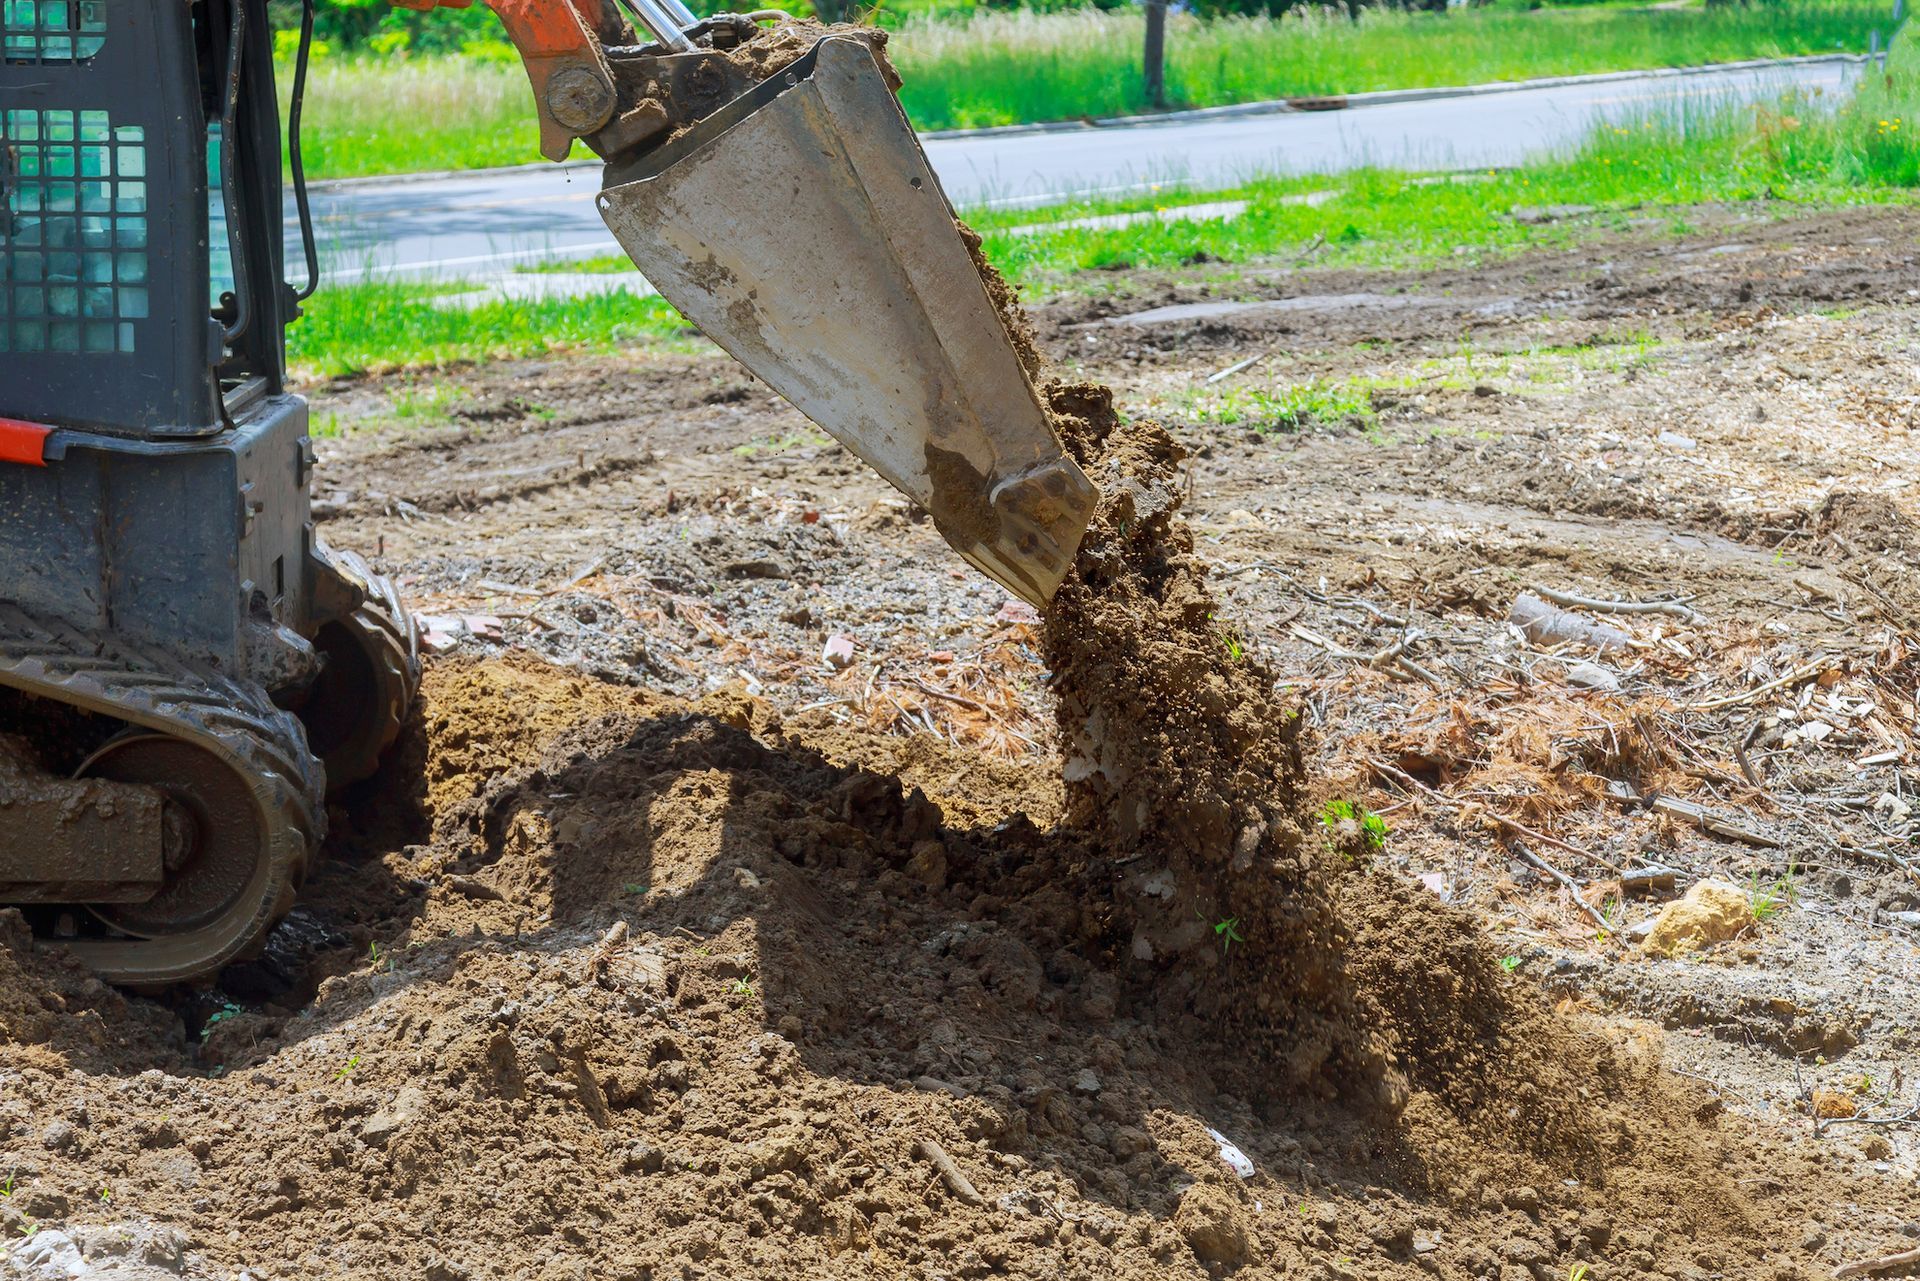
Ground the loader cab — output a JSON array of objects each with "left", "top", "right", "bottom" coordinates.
[
  {"left": 2, "top": 0, "right": 292, "bottom": 437},
  {"left": 0, "top": 0, "right": 362, "bottom": 694}
]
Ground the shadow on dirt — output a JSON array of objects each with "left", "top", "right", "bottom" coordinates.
[{"left": 253, "top": 701, "right": 1525, "bottom": 1227}]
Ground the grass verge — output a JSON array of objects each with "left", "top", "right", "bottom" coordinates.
[
  {"left": 287, "top": 281, "right": 697, "bottom": 379},
  {"left": 971, "top": 38, "right": 1920, "bottom": 286},
  {"left": 285, "top": 0, "right": 1883, "bottom": 179},
  {"left": 289, "top": 31, "right": 1920, "bottom": 378},
  {"left": 893, "top": 1, "right": 1881, "bottom": 131}
]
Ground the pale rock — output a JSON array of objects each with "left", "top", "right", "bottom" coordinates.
[{"left": 1641, "top": 879, "right": 1751, "bottom": 956}]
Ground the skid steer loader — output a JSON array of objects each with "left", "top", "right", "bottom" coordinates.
[{"left": 0, "top": 0, "right": 1096, "bottom": 985}]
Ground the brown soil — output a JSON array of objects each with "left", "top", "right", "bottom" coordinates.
[
  {"left": 5, "top": 204, "right": 1920, "bottom": 1279},
  {"left": 0, "top": 657, "right": 1854, "bottom": 1281}
]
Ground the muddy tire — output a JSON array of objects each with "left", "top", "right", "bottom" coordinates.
[{"left": 300, "top": 552, "right": 420, "bottom": 792}]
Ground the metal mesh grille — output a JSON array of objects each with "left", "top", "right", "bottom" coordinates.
[
  {"left": 2, "top": 0, "right": 107, "bottom": 64},
  {"left": 0, "top": 108, "right": 148, "bottom": 354}
]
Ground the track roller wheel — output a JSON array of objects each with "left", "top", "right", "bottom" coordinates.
[{"left": 73, "top": 731, "right": 309, "bottom": 983}]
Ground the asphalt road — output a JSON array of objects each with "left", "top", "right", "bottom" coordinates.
[{"left": 295, "top": 57, "right": 1859, "bottom": 284}]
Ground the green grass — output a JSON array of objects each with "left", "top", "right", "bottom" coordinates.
[
  {"left": 284, "top": 0, "right": 1885, "bottom": 178},
  {"left": 1182, "top": 377, "right": 1383, "bottom": 431},
  {"left": 287, "top": 31, "right": 1920, "bottom": 377},
  {"left": 969, "top": 34, "right": 1920, "bottom": 287},
  {"left": 514, "top": 255, "right": 637, "bottom": 275},
  {"left": 287, "top": 280, "right": 698, "bottom": 378},
  {"left": 892, "top": 0, "right": 1882, "bottom": 131}
]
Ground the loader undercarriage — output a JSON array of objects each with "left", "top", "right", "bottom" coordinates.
[{"left": 0, "top": 602, "right": 326, "bottom": 988}]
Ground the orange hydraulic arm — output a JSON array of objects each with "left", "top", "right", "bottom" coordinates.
[{"left": 392, "top": 0, "right": 649, "bottom": 161}]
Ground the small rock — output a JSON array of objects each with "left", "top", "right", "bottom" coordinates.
[
  {"left": 821, "top": 634, "right": 856, "bottom": 670},
  {"left": 993, "top": 599, "right": 1040, "bottom": 626},
  {"left": 360, "top": 1084, "right": 428, "bottom": 1148},
  {"left": 1641, "top": 879, "right": 1751, "bottom": 957},
  {"left": 1504, "top": 1185, "right": 1541, "bottom": 1214},
  {"left": 10, "top": 1229, "right": 85, "bottom": 1279},
  {"left": 1862, "top": 1135, "right": 1893, "bottom": 1160},
  {"left": 622, "top": 1140, "right": 665, "bottom": 1174},
  {"left": 1565, "top": 660, "right": 1622, "bottom": 693},
  {"left": 41, "top": 1120, "right": 75, "bottom": 1151},
  {"left": 778, "top": 605, "right": 813, "bottom": 628},
  {"left": 1073, "top": 1068, "right": 1102, "bottom": 1095},
  {"left": 1810, "top": 1089, "right": 1857, "bottom": 1120},
  {"left": 722, "top": 558, "right": 788, "bottom": 580},
  {"left": 1658, "top": 430, "right": 1697, "bottom": 450},
  {"left": 1108, "top": 1126, "right": 1150, "bottom": 1158},
  {"left": 1174, "top": 1184, "right": 1250, "bottom": 1265}
]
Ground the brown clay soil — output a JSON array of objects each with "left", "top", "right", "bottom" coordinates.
[{"left": 5, "top": 202, "right": 1920, "bottom": 1280}]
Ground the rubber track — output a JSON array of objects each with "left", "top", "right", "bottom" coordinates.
[
  {"left": 0, "top": 602, "right": 325, "bottom": 986},
  {"left": 323, "top": 547, "right": 420, "bottom": 788}
]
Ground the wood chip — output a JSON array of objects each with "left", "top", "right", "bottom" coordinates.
[
  {"left": 1648, "top": 795, "right": 1780, "bottom": 848},
  {"left": 916, "top": 1138, "right": 984, "bottom": 1206},
  {"left": 1834, "top": 1246, "right": 1920, "bottom": 1279}
]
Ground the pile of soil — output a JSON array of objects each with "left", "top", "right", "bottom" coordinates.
[{"left": 0, "top": 655, "right": 1836, "bottom": 1281}]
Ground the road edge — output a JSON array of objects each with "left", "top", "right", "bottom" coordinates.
[
  {"left": 306, "top": 51, "right": 1870, "bottom": 191},
  {"left": 920, "top": 51, "right": 1870, "bottom": 139}
]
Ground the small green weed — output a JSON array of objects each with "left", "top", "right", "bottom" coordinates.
[
  {"left": 200, "top": 1001, "right": 244, "bottom": 1043},
  {"left": 1318, "top": 799, "right": 1389, "bottom": 853},
  {"left": 1748, "top": 866, "right": 1800, "bottom": 921},
  {"left": 389, "top": 383, "right": 464, "bottom": 424},
  {"left": 1185, "top": 379, "right": 1376, "bottom": 433},
  {"left": 1499, "top": 954, "right": 1524, "bottom": 972},
  {"left": 728, "top": 977, "right": 755, "bottom": 998},
  {"left": 731, "top": 429, "right": 831, "bottom": 458},
  {"left": 1213, "top": 917, "right": 1245, "bottom": 954},
  {"left": 334, "top": 1053, "right": 362, "bottom": 1082},
  {"left": 622, "top": 882, "right": 650, "bottom": 896}
]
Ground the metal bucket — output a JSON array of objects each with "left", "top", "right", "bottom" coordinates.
[{"left": 596, "top": 35, "right": 1097, "bottom": 608}]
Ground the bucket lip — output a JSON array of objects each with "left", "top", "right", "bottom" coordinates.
[{"left": 600, "top": 36, "right": 862, "bottom": 191}]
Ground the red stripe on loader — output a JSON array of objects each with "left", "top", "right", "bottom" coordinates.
[{"left": 0, "top": 418, "right": 52, "bottom": 467}]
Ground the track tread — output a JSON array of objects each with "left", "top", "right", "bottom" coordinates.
[
  {"left": 311, "top": 549, "right": 420, "bottom": 790},
  {"left": 0, "top": 602, "right": 325, "bottom": 985}
]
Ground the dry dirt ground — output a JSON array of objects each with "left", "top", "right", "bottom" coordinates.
[{"left": 5, "top": 202, "right": 1920, "bottom": 1280}]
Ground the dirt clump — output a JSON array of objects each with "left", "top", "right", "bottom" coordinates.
[{"left": 717, "top": 19, "right": 895, "bottom": 88}]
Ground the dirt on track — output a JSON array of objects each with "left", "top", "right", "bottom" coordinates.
[{"left": 5, "top": 203, "right": 1920, "bottom": 1280}]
